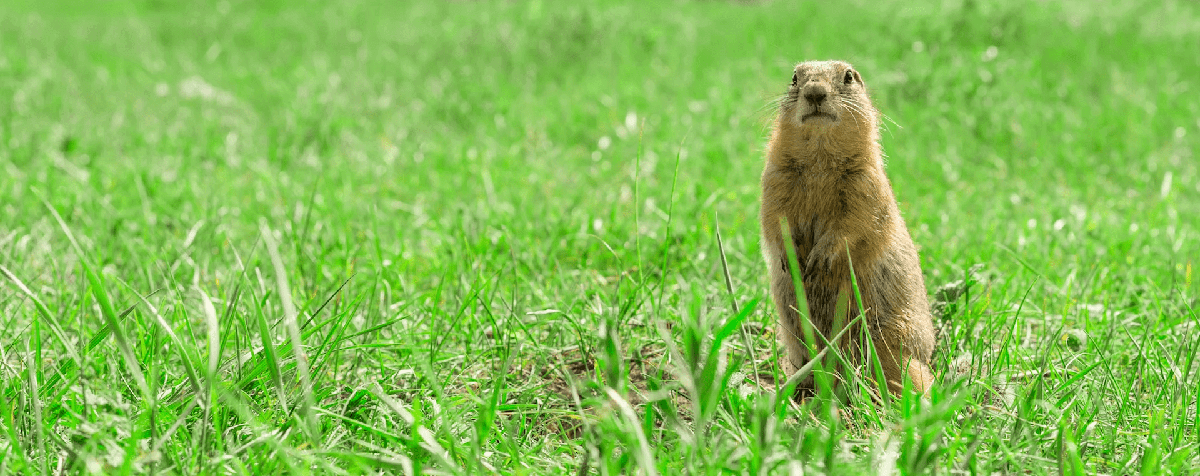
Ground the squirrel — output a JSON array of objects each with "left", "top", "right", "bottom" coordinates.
[{"left": 759, "top": 60, "right": 936, "bottom": 396}]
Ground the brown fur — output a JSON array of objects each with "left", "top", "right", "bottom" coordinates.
[{"left": 760, "top": 60, "right": 935, "bottom": 396}]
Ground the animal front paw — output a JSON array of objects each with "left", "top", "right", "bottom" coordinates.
[
  {"left": 805, "top": 243, "right": 842, "bottom": 271},
  {"left": 805, "top": 239, "right": 849, "bottom": 281}
]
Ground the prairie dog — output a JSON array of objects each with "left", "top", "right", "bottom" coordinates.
[{"left": 760, "top": 60, "right": 935, "bottom": 396}]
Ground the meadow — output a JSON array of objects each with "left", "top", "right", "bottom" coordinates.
[{"left": 1, "top": 0, "right": 1199, "bottom": 474}]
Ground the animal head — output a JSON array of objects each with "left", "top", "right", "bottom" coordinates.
[{"left": 779, "top": 60, "right": 879, "bottom": 141}]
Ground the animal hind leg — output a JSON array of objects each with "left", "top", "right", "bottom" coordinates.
[{"left": 871, "top": 326, "right": 933, "bottom": 395}]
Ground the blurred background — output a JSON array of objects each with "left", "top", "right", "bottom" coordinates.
[{"left": 2, "top": 0, "right": 1196, "bottom": 291}]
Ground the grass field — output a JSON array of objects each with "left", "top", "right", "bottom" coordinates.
[{"left": 2, "top": 0, "right": 1199, "bottom": 474}]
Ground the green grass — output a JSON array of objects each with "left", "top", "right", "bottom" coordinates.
[{"left": 1, "top": 0, "right": 1198, "bottom": 473}]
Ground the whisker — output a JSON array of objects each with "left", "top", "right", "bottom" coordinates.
[
  {"left": 838, "top": 97, "right": 871, "bottom": 132},
  {"left": 853, "top": 96, "right": 896, "bottom": 133},
  {"left": 836, "top": 97, "right": 865, "bottom": 131},
  {"left": 845, "top": 97, "right": 890, "bottom": 136},
  {"left": 877, "top": 109, "right": 903, "bottom": 135},
  {"left": 757, "top": 93, "right": 789, "bottom": 111},
  {"left": 755, "top": 94, "right": 789, "bottom": 136}
]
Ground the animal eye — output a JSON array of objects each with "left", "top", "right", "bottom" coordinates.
[
  {"left": 792, "top": 72, "right": 799, "bottom": 86},
  {"left": 843, "top": 70, "right": 855, "bottom": 85}
]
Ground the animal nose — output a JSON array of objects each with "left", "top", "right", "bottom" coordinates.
[{"left": 804, "top": 90, "right": 827, "bottom": 105}]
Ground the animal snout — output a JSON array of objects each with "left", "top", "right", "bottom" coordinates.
[{"left": 802, "top": 85, "right": 829, "bottom": 106}]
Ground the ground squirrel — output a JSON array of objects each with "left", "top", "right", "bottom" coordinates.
[{"left": 759, "top": 60, "right": 935, "bottom": 396}]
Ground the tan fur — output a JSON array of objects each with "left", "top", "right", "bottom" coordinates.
[{"left": 760, "top": 60, "right": 935, "bottom": 396}]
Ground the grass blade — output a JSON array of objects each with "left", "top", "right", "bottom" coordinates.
[
  {"left": 43, "top": 196, "right": 152, "bottom": 401},
  {"left": 197, "top": 286, "right": 222, "bottom": 378},
  {"left": 0, "top": 263, "right": 80, "bottom": 364},
  {"left": 604, "top": 387, "right": 660, "bottom": 476},
  {"left": 260, "top": 221, "right": 320, "bottom": 442}
]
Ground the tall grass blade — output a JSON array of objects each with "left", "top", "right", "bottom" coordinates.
[
  {"left": 43, "top": 196, "right": 152, "bottom": 401},
  {"left": 260, "top": 221, "right": 320, "bottom": 442}
]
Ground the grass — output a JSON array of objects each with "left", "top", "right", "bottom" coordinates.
[{"left": 1, "top": 0, "right": 1198, "bottom": 473}]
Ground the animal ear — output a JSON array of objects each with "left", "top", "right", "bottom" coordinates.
[{"left": 853, "top": 70, "right": 863, "bottom": 84}]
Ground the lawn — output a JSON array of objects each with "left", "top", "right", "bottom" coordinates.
[{"left": 1, "top": 0, "right": 1198, "bottom": 474}]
